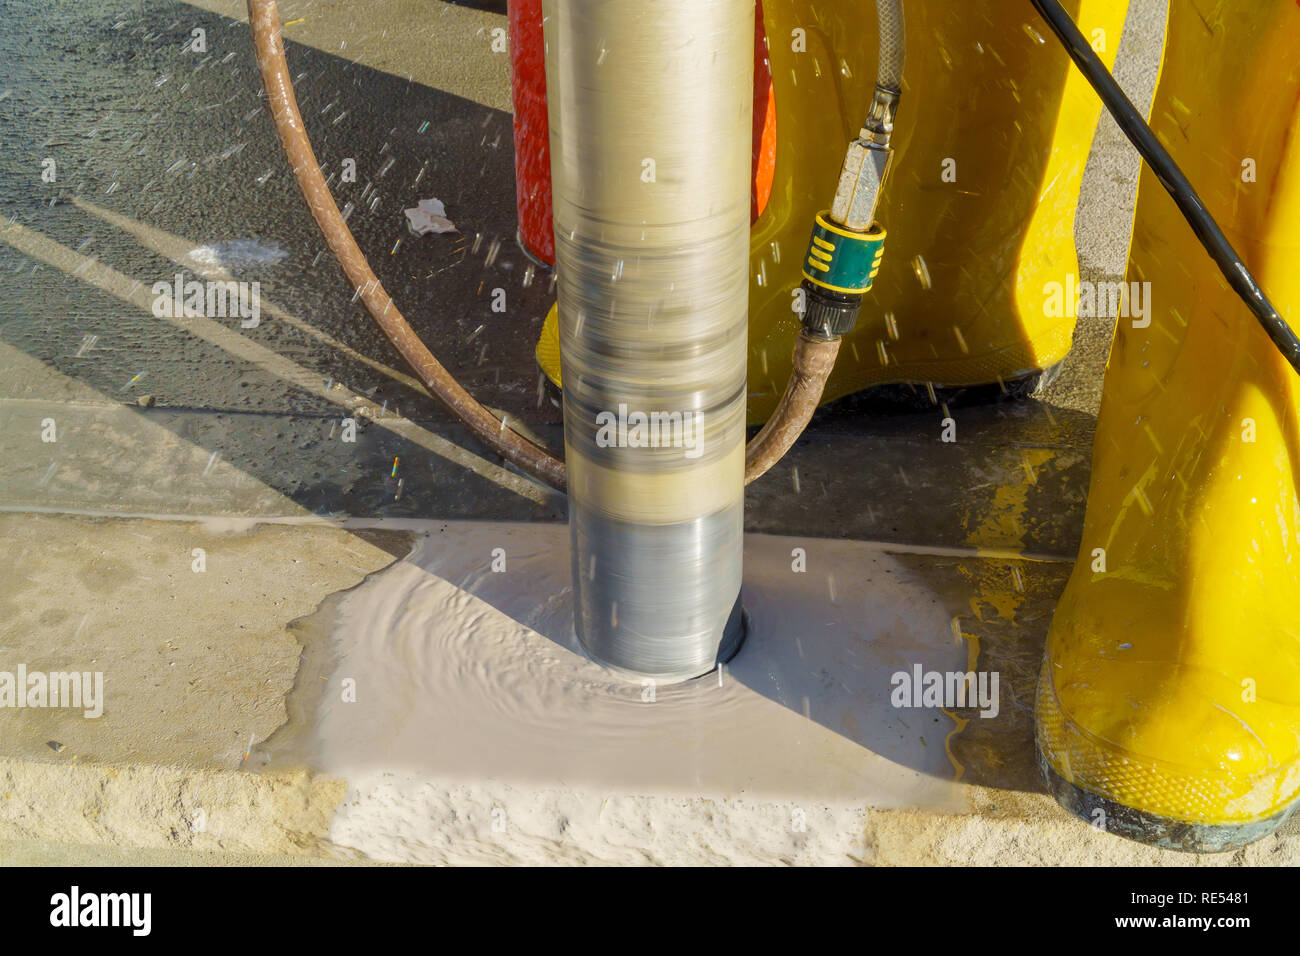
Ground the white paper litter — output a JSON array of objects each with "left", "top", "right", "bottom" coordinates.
[{"left": 404, "top": 198, "right": 457, "bottom": 236}]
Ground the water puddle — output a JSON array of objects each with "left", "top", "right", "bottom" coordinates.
[{"left": 264, "top": 520, "right": 974, "bottom": 814}]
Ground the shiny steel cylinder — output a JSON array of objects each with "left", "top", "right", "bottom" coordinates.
[{"left": 544, "top": 0, "right": 752, "bottom": 681}]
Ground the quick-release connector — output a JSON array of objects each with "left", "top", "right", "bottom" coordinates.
[
  {"left": 799, "top": 83, "right": 895, "bottom": 339},
  {"left": 800, "top": 214, "right": 886, "bottom": 336}
]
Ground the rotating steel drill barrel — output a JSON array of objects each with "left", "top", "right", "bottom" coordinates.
[{"left": 544, "top": 0, "right": 753, "bottom": 681}]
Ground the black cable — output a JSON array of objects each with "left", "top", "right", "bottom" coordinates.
[{"left": 1030, "top": 0, "right": 1300, "bottom": 375}]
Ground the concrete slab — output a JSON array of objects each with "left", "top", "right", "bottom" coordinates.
[
  {"left": 0, "top": 512, "right": 408, "bottom": 768},
  {"left": 2, "top": 513, "right": 1298, "bottom": 865}
]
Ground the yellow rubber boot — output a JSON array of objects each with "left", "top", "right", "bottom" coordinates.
[
  {"left": 1036, "top": 1, "right": 1300, "bottom": 852},
  {"left": 537, "top": 0, "right": 1131, "bottom": 424}
]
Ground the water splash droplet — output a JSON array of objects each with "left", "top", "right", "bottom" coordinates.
[{"left": 912, "top": 255, "right": 932, "bottom": 290}]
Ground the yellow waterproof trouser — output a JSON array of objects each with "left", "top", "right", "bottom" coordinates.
[{"left": 1037, "top": 0, "right": 1300, "bottom": 850}]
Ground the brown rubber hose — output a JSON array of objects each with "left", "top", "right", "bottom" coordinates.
[
  {"left": 744, "top": 332, "right": 840, "bottom": 484},
  {"left": 247, "top": 0, "right": 837, "bottom": 494}
]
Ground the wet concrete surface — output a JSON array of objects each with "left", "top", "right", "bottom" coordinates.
[
  {"left": 2, "top": 0, "right": 565, "bottom": 517},
  {"left": 0, "top": 0, "right": 548, "bottom": 421},
  {"left": 0, "top": 0, "right": 1164, "bottom": 549}
]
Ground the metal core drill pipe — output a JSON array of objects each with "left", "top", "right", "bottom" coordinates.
[{"left": 545, "top": 0, "right": 754, "bottom": 679}]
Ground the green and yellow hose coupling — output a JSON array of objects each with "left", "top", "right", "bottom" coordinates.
[
  {"left": 799, "top": 212, "right": 886, "bottom": 338},
  {"left": 803, "top": 212, "right": 886, "bottom": 295}
]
